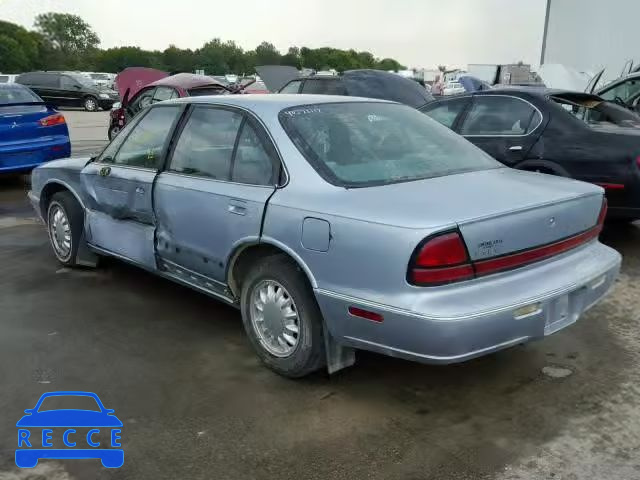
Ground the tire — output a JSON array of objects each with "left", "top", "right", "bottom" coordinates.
[
  {"left": 46, "top": 191, "right": 84, "bottom": 267},
  {"left": 240, "top": 255, "right": 325, "bottom": 378},
  {"left": 83, "top": 96, "right": 98, "bottom": 112},
  {"left": 108, "top": 124, "right": 121, "bottom": 141}
]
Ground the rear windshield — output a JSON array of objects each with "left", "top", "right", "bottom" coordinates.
[
  {"left": 0, "top": 85, "right": 41, "bottom": 104},
  {"left": 90, "top": 73, "right": 109, "bottom": 80},
  {"left": 551, "top": 95, "right": 640, "bottom": 128},
  {"left": 188, "top": 87, "right": 228, "bottom": 97},
  {"left": 280, "top": 102, "right": 500, "bottom": 187}
]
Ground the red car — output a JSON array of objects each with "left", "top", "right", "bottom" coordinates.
[{"left": 108, "top": 69, "right": 230, "bottom": 139}]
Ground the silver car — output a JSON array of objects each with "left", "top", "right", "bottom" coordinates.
[{"left": 28, "top": 95, "right": 621, "bottom": 378}]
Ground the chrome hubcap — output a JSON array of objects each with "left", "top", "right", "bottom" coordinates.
[
  {"left": 250, "top": 280, "right": 300, "bottom": 357},
  {"left": 86, "top": 99, "right": 96, "bottom": 110},
  {"left": 49, "top": 204, "right": 71, "bottom": 260}
]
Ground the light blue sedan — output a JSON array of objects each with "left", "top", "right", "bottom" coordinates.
[{"left": 28, "top": 94, "right": 621, "bottom": 377}]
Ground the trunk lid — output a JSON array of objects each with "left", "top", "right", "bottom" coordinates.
[
  {"left": 0, "top": 103, "right": 66, "bottom": 144},
  {"left": 337, "top": 168, "right": 603, "bottom": 260}
]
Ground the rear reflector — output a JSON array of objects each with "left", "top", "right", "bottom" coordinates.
[
  {"left": 348, "top": 306, "right": 383, "bottom": 323},
  {"left": 39, "top": 113, "right": 66, "bottom": 127},
  {"left": 596, "top": 183, "right": 625, "bottom": 190},
  {"left": 473, "top": 226, "right": 601, "bottom": 277},
  {"left": 409, "top": 198, "right": 607, "bottom": 286}
]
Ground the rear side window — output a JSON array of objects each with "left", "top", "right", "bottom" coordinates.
[
  {"left": 113, "top": 106, "right": 181, "bottom": 169},
  {"left": 421, "top": 98, "right": 470, "bottom": 128},
  {"left": 232, "top": 121, "right": 276, "bottom": 185},
  {"left": 301, "top": 79, "right": 346, "bottom": 95},
  {"left": 460, "top": 96, "right": 542, "bottom": 135},
  {"left": 169, "top": 107, "right": 243, "bottom": 180},
  {"left": 280, "top": 102, "right": 500, "bottom": 187},
  {"left": 279, "top": 80, "right": 302, "bottom": 93}
]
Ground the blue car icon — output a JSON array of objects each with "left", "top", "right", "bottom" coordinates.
[{"left": 16, "top": 391, "right": 123, "bottom": 468}]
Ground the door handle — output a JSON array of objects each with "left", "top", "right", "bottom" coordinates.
[
  {"left": 99, "top": 166, "right": 111, "bottom": 177},
  {"left": 509, "top": 146, "right": 523, "bottom": 152},
  {"left": 227, "top": 200, "right": 247, "bottom": 216},
  {"left": 135, "top": 186, "right": 145, "bottom": 195}
]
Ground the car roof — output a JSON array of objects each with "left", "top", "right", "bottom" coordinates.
[
  {"left": 150, "top": 73, "right": 227, "bottom": 90},
  {"left": 171, "top": 93, "right": 393, "bottom": 112}
]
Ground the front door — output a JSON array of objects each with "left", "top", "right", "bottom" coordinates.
[
  {"left": 457, "top": 95, "right": 545, "bottom": 167},
  {"left": 154, "top": 105, "right": 279, "bottom": 286},
  {"left": 81, "top": 104, "right": 183, "bottom": 268}
]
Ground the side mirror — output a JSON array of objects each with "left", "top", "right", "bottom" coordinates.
[
  {"left": 105, "top": 409, "right": 115, "bottom": 415},
  {"left": 74, "top": 84, "right": 82, "bottom": 90},
  {"left": 24, "top": 409, "right": 33, "bottom": 414}
]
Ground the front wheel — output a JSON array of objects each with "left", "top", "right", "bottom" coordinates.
[
  {"left": 46, "top": 191, "right": 84, "bottom": 266},
  {"left": 240, "top": 255, "right": 325, "bottom": 378},
  {"left": 83, "top": 96, "right": 98, "bottom": 112}
]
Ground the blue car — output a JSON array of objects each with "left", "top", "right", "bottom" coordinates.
[
  {"left": 0, "top": 83, "right": 71, "bottom": 173},
  {"left": 16, "top": 391, "right": 123, "bottom": 468}
]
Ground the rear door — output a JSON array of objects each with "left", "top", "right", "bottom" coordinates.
[
  {"left": 81, "top": 104, "right": 183, "bottom": 268},
  {"left": 154, "top": 105, "right": 280, "bottom": 285},
  {"left": 457, "top": 95, "right": 545, "bottom": 166},
  {"left": 31, "top": 74, "right": 60, "bottom": 105}
]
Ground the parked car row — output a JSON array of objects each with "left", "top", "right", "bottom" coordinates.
[{"left": 15, "top": 71, "right": 119, "bottom": 111}]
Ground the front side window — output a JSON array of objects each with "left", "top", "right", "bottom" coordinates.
[
  {"left": 460, "top": 96, "right": 542, "bottom": 135},
  {"left": 421, "top": 97, "right": 470, "bottom": 128},
  {"left": 600, "top": 79, "right": 640, "bottom": 103},
  {"left": 129, "top": 88, "right": 155, "bottom": 115},
  {"left": 280, "top": 102, "right": 500, "bottom": 187},
  {"left": 153, "top": 87, "right": 177, "bottom": 103},
  {"left": 280, "top": 80, "right": 302, "bottom": 94},
  {"left": 169, "top": 107, "right": 243, "bottom": 180},
  {"left": 113, "top": 106, "right": 181, "bottom": 168}
]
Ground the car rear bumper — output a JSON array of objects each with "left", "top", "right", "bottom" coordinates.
[
  {"left": 0, "top": 137, "right": 70, "bottom": 173},
  {"left": 315, "top": 241, "right": 621, "bottom": 364}
]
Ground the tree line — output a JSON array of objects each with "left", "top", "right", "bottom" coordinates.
[{"left": 0, "top": 13, "right": 406, "bottom": 75}]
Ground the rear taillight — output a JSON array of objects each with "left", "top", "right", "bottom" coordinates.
[
  {"left": 410, "top": 201, "right": 607, "bottom": 287},
  {"left": 410, "top": 231, "right": 474, "bottom": 286},
  {"left": 39, "top": 114, "right": 66, "bottom": 127},
  {"left": 597, "top": 197, "right": 608, "bottom": 228}
]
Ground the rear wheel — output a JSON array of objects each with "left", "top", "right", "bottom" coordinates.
[
  {"left": 83, "top": 96, "right": 98, "bottom": 112},
  {"left": 240, "top": 255, "right": 325, "bottom": 378},
  {"left": 46, "top": 191, "right": 84, "bottom": 266}
]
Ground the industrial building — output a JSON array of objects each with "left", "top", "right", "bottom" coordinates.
[{"left": 540, "top": 0, "right": 639, "bottom": 81}]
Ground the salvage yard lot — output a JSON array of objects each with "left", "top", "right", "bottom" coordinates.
[{"left": 0, "top": 111, "right": 639, "bottom": 479}]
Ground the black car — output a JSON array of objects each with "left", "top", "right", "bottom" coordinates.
[
  {"left": 421, "top": 87, "right": 640, "bottom": 220},
  {"left": 16, "top": 71, "right": 119, "bottom": 112},
  {"left": 257, "top": 66, "right": 434, "bottom": 109}
]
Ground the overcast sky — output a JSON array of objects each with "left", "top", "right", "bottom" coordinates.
[{"left": 0, "top": 0, "right": 547, "bottom": 68}]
